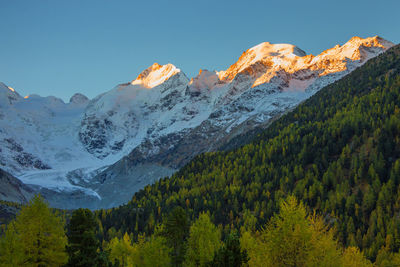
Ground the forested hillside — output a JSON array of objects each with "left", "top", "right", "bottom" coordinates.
[
  {"left": 98, "top": 44, "right": 400, "bottom": 261},
  {"left": 1, "top": 44, "right": 400, "bottom": 266}
]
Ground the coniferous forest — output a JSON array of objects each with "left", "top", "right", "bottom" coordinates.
[{"left": 1, "top": 44, "right": 400, "bottom": 266}]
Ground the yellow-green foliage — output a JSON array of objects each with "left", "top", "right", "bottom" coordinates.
[
  {"left": 342, "top": 247, "right": 373, "bottom": 267},
  {"left": 131, "top": 234, "right": 171, "bottom": 267},
  {"left": 107, "top": 232, "right": 171, "bottom": 267},
  {"left": 0, "top": 195, "right": 68, "bottom": 267},
  {"left": 374, "top": 247, "right": 400, "bottom": 267},
  {"left": 241, "top": 197, "right": 372, "bottom": 267},
  {"left": 184, "top": 213, "right": 222, "bottom": 266},
  {"left": 0, "top": 222, "right": 24, "bottom": 266},
  {"left": 107, "top": 232, "right": 135, "bottom": 266}
]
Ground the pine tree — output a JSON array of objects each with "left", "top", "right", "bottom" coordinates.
[
  {"left": 208, "top": 233, "right": 248, "bottom": 267},
  {"left": 0, "top": 195, "right": 68, "bottom": 267},
  {"left": 163, "top": 206, "right": 189, "bottom": 267},
  {"left": 66, "top": 208, "right": 109, "bottom": 267}
]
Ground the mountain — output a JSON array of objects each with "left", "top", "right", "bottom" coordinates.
[
  {"left": 98, "top": 43, "right": 400, "bottom": 260},
  {"left": 87, "top": 36, "right": 394, "bottom": 208},
  {"left": 83, "top": 36, "right": 393, "bottom": 165},
  {"left": 0, "top": 36, "right": 394, "bottom": 209}
]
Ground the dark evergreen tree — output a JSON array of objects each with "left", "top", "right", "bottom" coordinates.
[
  {"left": 66, "top": 208, "right": 110, "bottom": 267},
  {"left": 163, "top": 206, "right": 190, "bottom": 267},
  {"left": 208, "top": 233, "right": 248, "bottom": 267}
]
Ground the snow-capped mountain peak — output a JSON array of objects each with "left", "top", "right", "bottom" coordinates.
[
  {"left": 217, "top": 42, "right": 307, "bottom": 82},
  {"left": 0, "top": 82, "right": 14, "bottom": 92},
  {"left": 249, "top": 42, "right": 307, "bottom": 59},
  {"left": 188, "top": 69, "right": 220, "bottom": 92},
  {"left": 217, "top": 36, "right": 394, "bottom": 90},
  {"left": 0, "top": 82, "right": 22, "bottom": 106},
  {"left": 131, "top": 63, "right": 181, "bottom": 88},
  {"left": 69, "top": 93, "right": 89, "bottom": 105},
  {"left": 319, "top": 36, "right": 394, "bottom": 60},
  {"left": 310, "top": 36, "right": 394, "bottom": 76},
  {"left": 4, "top": 84, "right": 16, "bottom": 92}
]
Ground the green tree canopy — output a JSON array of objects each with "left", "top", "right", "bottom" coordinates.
[
  {"left": 163, "top": 206, "right": 190, "bottom": 267},
  {"left": 107, "top": 232, "right": 134, "bottom": 267},
  {"left": 131, "top": 233, "right": 171, "bottom": 267},
  {"left": 0, "top": 194, "right": 68, "bottom": 267},
  {"left": 209, "top": 233, "right": 248, "bottom": 267},
  {"left": 184, "top": 213, "right": 222, "bottom": 266},
  {"left": 242, "top": 196, "right": 373, "bottom": 267},
  {"left": 66, "top": 208, "right": 109, "bottom": 267}
]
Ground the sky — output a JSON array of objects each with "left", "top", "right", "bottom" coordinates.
[{"left": 1, "top": 0, "right": 399, "bottom": 102}]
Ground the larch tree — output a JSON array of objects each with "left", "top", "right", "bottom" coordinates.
[
  {"left": 107, "top": 232, "right": 134, "bottom": 266},
  {"left": 342, "top": 247, "right": 373, "bottom": 267},
  {"left": 247, "top": 196, "right": 342, "bottom": 267},
  {"left": 0, "top": 195, "right": 68, "bottom": 267},
  {"left": 131, "top": 233, "right": 171, "bottom": 267},
  {"left": 184, "top": 213, "right": 222, "bottom": 267},
  {"left": 0, "top": 221, "right": 24, "bottom": 266}
]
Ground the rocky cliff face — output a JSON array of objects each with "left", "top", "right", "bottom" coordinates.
[
  {"left": 0, "top": 36, "right": 394, "bottom": 209},
  {"left": 0, "top": 168, "right": 35, "bottom": 203}
]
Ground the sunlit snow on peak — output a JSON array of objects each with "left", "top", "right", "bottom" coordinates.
[
  {"left": 131, "top": 63, "right": 181, "bottom": 88},
  {"left": 249, "top": 42, "right": 307, "bottom": 59}
]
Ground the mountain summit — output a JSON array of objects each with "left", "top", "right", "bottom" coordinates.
[
  {"left": 218, "top": 42, "right": 307, "bottom": 82},
  {"left": 69, "top": 93, "right": 89, "bottom": 105},
  {"left": 131, "top": 63, "right": 182, "bottom": 88},
  {"left": 218, "top": 36, "right": 394, "bottom": 89},
  {"left": 0, "top": 82, "right": 22, "bottom": 107}
]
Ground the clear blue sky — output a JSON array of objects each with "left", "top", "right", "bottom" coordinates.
[{"left": 1, "top": 0, "right": 399, "bottom": 101}]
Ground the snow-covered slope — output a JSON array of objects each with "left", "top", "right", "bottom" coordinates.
[
  {"left": 83, "top": 36, "right": 394, "bottom": 166},
  {"left": 0, "top": 84, "right": 104, "bottom": 200},
  {"left": 0, "top": 36, "right": 394, "bottom": 209},
  {"left": 79, "top": 63, "right": 192, "bottom": 158}
]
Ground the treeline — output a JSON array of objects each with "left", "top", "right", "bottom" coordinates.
[
  {"left": 97, "top": 43, "right": 400, "bottom": 262},
  {"left": 3, "top": 194, "right": 398, "bottom": 266}
]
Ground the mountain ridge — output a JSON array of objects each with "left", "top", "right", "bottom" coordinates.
[{"left": 0, "top": 36, "right": 394, "bottom": 208}]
